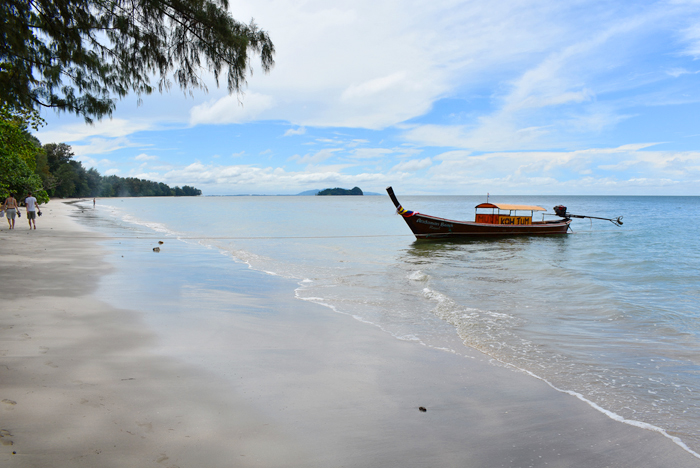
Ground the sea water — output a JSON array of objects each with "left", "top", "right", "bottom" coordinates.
[{"left": 74, "top": 194, "right": 700, "bottom": 456}]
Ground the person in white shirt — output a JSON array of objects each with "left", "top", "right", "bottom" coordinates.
[{"left": 24, "top": 192, "right": 40, "bottom": 230}]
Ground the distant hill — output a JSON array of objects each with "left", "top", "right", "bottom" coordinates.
[
  {"left": 296, "top": 188, "right": 382, "bottom": 196},
  {"left": 317, "top": 187, "right": 363, "bottom": 196}
]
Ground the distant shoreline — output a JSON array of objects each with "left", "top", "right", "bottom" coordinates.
[{"left": 201, "top": 192, "right": 384, "bottom": 196}]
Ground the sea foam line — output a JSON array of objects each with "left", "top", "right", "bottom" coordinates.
[
  {"left": 417, "top": 284, "right": 700, "bottom": 457},
  {"left": 293, "top": 286, "right": 430, "bottom": 345},
  {"left": 99, "top": 204, "right": 185, "bottom": 239},
  {"left": 292, "top": 282, "right": 473, "bottom": 359},
  {"left": 507, "top": 362, "right": 700, "bottom": 460}
]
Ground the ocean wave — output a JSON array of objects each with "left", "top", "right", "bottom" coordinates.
[{"left": 407, "top": 270, "right": 429, "bottom": 282}]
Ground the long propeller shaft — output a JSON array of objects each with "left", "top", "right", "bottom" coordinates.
[{"left": 566, "top": 214, "right": 624, "bottom": 226}]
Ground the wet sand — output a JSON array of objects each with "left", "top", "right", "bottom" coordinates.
[{"left": 0, "top": 200, "right": 698, "bottom": 467}]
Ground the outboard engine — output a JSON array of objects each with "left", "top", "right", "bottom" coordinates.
[{"left": 553, "top": 205, "right": 568, "bottom": 217}]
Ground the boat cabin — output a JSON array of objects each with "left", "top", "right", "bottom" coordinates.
[{"left": 474, "top": 203, "right": 546, "bottom": 225}]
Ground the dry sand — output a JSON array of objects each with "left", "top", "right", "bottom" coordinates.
[{"left": 1, "top": 200, "right": 698, "bottom": 467}]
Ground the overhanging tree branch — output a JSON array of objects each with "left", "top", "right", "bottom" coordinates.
[{"left": 0, "top": 0, "right": 275, "bottom": 123}]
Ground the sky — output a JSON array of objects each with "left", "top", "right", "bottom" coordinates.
[{"left": 33, "top": 0, "right": 700, "bottom": 195}]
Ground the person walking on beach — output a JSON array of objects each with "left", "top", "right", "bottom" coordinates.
[
  {"left": 3, "top": 193, "right": 19, "bottom": 229},
  {"left": 24, "top": 192, "right": 40, "bottom": 230},
  {"left": 93, "top": 197, "right": 96, "bottom": 208}
]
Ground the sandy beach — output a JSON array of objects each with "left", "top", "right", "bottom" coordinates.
[{"left": 1, "top": 200, "right": 699, "bottom": 468}]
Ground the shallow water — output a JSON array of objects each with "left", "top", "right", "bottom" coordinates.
[{"left": 76, "top": 194, "right": 700, "bottom": 455}]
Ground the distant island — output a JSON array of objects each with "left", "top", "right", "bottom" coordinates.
[{"left": 316, "top": 187, "right": 363, "bottom": 196}]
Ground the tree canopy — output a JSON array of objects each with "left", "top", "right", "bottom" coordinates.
[
  {"left": 0, "top": 111, "right": 49, "bottom": 202},
  {"left": 1, "top": 111, "right": 201, "bottom": 201},
  {"left": 0, "top": 0, "right": 274, "bottom": 122},
  {"left": 35, "top": 142, "right": 202, "bottom": 198}
]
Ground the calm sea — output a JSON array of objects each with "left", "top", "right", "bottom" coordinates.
[{"left": 74, "top": 194, "right": 700, "bottom": 456}]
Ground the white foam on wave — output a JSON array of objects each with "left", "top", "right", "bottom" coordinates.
[
  {"left": 293, "top": 284, "right": 430, "bottom": 347},
  {"left": 423, "top": 287, "right": 518, "bottom": 328},
  {"left": 100, "top": 206, "right": 188, "bottom": 243},
  {"left": 396, "top": 334, "right": 421, "bottom": 342},
  {"left": 512, "top": 364, "right": 700, "bottom": 460},
  {"left": 291, "top": 280, "right": 479, "bottom": 363},
  {"left": 121, "top": 214, "right": 182, "bottom": 237},
  {"left": 407, "top": 270, "right": 429, "bottom": 282},
  {"left": 420, "top": 284, "right": 700, "bottom": 458},
  {"left": 209, "top": 243, "right": 284, "bottom": 277}
]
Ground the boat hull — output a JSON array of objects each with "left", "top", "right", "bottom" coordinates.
[
  {"left": 385, "top": 186, "right": 571, "bottom": 239},
  {"left": 400, "top": 212, "right": 571, "bottom": 239}
]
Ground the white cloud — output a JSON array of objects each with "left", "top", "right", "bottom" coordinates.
[
  {"left": 284, "top": 127, "right": 306, "bottom": 136},
  {"left": 291, "top": 148, "right": 342, "bottom": 164},
  {"left": 104, "top": 168, "right": 120, "bottom": 175},
  {"left": 216, "top": 1, "right": 482, "bottom": 128},
  {"left": 189, "top": 92, "right": 276, "bottom": 125},
  {"left": 391, "top": 157, "right": 432, "bottom": 172},
  {"left": 302, "top": 164, "right": 356, "bottom": 173},
  {"left": 130, "top": 171, "right": 163, "bottom": 180},
  {"left": 680, "top": 20, "right": 700, "bottom": 58},
  {"left": 598, "top": 160, "right": 640, "bottom": 171},
  {"left": 341, "top": 72, "right": 407, "bottom": 101},
  {"left": 135, "top": 153, "right": 158, "bottom": 161},
  {"left": 349, "top": 148, "right": 394, "bottom": 160},
  {"left": 421, "top": 145, "right": 700, "bottom": 193},
  {"left": 161, "top": 162, "right": 386, "bottom": 193},
  {"left": 401, "top": 124, "right": 547, "bottom": 152},
  {"left": 71, "top": 137, "right": 140, "bottom": 156},
  {"left": 394, "top": 6, "right": 680, "bottom": 152},
  {"left": 237, "top": 0, "right": 674, "bottom": 132},
  {"left": 36, "top": 119, "right": 153, "bottom": 144},
  {"left": 127, "top": 143, "right": 700, "bottom": 195},
  {"left": 76, "top": 156, "right": 115, "bottom": 169},
  {"left": 666, "top": 68, "right": 696, "bottom": 77},
  {"left": 76, "top": 156, "right": 97, "bottom": 167}
]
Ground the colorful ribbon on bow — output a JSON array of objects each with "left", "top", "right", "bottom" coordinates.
[{"left": 397, "top": 206, "right": 417, "bottom": 217}]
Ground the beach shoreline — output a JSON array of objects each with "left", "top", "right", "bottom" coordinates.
[{"left": 1, "top": 200, "right": 698, "bottom": 467}]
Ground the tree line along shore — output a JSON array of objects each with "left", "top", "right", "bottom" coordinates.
[{"left": 1, "top": 114, "right": 201, "bottom": 204}]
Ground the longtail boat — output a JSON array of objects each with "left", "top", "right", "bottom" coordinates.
[{"left": 387, "top": 186, "right": 575, "bottom": 239}]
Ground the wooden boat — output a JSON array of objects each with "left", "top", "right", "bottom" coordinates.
[{"left": 386, "top": 186, "right": 571, "bottom": 239}]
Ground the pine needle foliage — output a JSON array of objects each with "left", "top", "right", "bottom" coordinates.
[{"left": 0, "top": 0, "right": 275, "bottom": 122}]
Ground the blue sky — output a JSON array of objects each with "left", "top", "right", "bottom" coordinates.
[{"left": 34, "top": 0, "right": 700, "bottom": 195}]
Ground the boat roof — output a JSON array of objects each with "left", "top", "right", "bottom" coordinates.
[{"left": 475, "top": 202, "right": 546, "bottom": 212}]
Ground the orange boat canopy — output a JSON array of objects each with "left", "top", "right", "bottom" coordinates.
[{"left": 475, "top": 203, "right": 546, "bottom": 212}]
